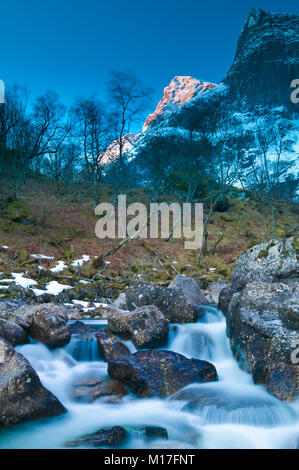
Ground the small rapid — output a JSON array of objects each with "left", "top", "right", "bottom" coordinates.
[{"left": 0, "top": 306, "right": 298, "bottom": 449}]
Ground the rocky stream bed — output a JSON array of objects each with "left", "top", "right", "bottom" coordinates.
[{"left": 0, "top": 238, "right": 298, "bottom": 449}]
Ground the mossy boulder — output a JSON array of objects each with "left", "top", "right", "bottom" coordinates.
[
  {"left": 5, "top": 200, "right": 35, "bottom": 225},
  {"left": 214, "top": 194, "right": 230, "bottom": 212}
]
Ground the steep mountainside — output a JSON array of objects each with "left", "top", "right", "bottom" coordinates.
[
  {"left": 102, "top": 76, "right": 216, "bottom": 164},
  {"left": 122, "top": 8, "right": 299, "bottom": 184},
  {"left": 143, "top": 76, "right": 217, "bottom": 131},
  {"left": 224, "top": 8, "right": 299, "bottom": 108}
]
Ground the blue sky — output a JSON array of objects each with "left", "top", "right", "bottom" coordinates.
[{"left": 1, "top": 0, "right": 298, "bottom": 123}]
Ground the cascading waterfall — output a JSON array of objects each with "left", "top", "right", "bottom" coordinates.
[{"left": 0, "top": 306, "right": 298, "bottom": 449}]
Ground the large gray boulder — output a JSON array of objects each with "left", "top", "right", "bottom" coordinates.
[
  {"left": 231, "top": 238, "right": 298, "bottom": 285},
  {"left": 226, "top": 281, "right": 299, "bottom": 401},
  {"left": 108, "top": 305, "right": 169, "bottom": 349},
  {"left": 12, "top": 304, "right": 71, "bottom": 348},
  {"left": 218, "top": 238, "right": 298, "bottom": 315},
  {"left": 108, "top": 350, "right": 217, "bottom": 397},
  {"left": 0, "top": 338, "right": 66, "bottom": 427},
  {"left": 125, "top": 284, "right": 203, "bottom": 323},
  {"left": 168, "top": 275, "right": 209, "bottom": 305}
]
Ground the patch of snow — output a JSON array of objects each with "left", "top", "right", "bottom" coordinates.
[
  {"left": 50, "top": 261, "right": 67, "bottom": 273},
  {"left": 72, "top": 300, "right": 91, "bottom": 308},
  {"left": 2, "top": 245, "right": 9, "bottom": 249},
  {"left": 79, "top": 280, "right": 91, "bottom": 284},
  {"left": 31, "top": 288, "right": 48, "bottom": 297},
  {"left": 31, "top": 254, "right": 54, "bottom": 260},
  {"left": 0, "top": 285, "right": 9, "bottom": 290},
  {"left": 45, "top": 281, "right": 71, "bottom": 295},
  {"left": 71, "top": 255, "right": 90, "bottom": 267},
  {"left": 12, "top": 272, "right": 38, "bottom": 288}
]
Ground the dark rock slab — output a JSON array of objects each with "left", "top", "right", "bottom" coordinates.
[{"left": 108, "top": 349, "right": 217, "bottom": 397}]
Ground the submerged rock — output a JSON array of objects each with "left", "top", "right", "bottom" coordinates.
[
  {"left": 108, "top": 350, "right": 217, "bottom": 397},
  {"left": 12, "top": 303, "right": 71, "bottom": 348},
  {"left": 141, "top": 426, "right": 168, "bottom": 440},
  {"left": 168, "top": 275, "right": 209, "bottom": 305},
  {"left": 126, "top": 284, "right": 202, "bottom": 323},
  {"left": 108, "top": 305, "right": 169, "bottom": 348},
  {"left": 0, "top": 338, "right": 66, "bottom": 427},
  {"left": 72, "top": 375, "right": 127, "bottom": 402},
  {"left": 96, "top": 329, "right": 131, "bottom": 361},
  {"left": 65, "top": 426, "right": 127, "bottom": 448},
  {"left": 0, "top": 318, "right": 29, "bottom": 346}
]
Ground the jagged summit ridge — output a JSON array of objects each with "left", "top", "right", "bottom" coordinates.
[
  {"left": 224, "top": 8, "right": 299, "bottom": 107},
  {"left": 143, "top": 76, "right": 217, "bottom": 131}
]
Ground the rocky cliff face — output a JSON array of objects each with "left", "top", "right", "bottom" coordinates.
[
  {"left": 219, "top": 238, "right": 299, "bottom": 401},
  {"left": 224, "top": 8, "right": 299, "bottom": 109},
  {"left": 143, "top": 76, "right": 216, "bottom": 131},
  {"left": 101, "top": 76, "right": 215, "bottom": 164},
  {"left": 102, "top": 9, "right": 299, "bottom": 181}
]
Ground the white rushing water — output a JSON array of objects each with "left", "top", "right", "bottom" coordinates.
[{"left": 0, "top": 306, "right": 298, "bottom": 449}]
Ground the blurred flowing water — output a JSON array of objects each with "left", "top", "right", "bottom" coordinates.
[{"left": 0, "top": 307, "right": 298, "bottom": 449}]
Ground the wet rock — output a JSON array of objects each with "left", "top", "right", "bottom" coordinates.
[
  {"left": 0, "top": 318, "right": 29, "bottom": 346},
  {"left": 218, "top": 279, "right": 246, "bottom": 315},
  {"left": 96, "top": 329, "right": 130, "bottom": 361},
  {"left": 65, "top": 426, "right": 127, "bottom": 448},
  {"left": 226, "top": 281, "right": 299, "bottom": 401},
  {"left": 168, "top": 275, "right": 209, "bottom": 305},
  {"left": 72, "top": 375, "right": 127, "bottom": 402},
  {"left": 141, "top": 426, "right": 168, "bottom": 440},
  {"left": 207, "top": 280, "right": 229, "bottom": 304},
  {"left": 108, "top": 350, "right": 217, "bottom": 397},
  {"left": 0, "top": 338, "right": 66, "bottom": 427},
  {"left": 126, "top": 284, "right": 202, "bottom": 323},
  {"left": 13, "top": 303, "right": 71, "bottom": 348},
  {"left": 108, "top": 305, "right": 169, "bottom": 349},
  {"left": 69, "top": 321, "right": 97, "bottom": 335}
]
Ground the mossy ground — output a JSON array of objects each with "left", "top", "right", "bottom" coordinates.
[{"left": 0, "top": 176, "right": 298, "bottom": 295}]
